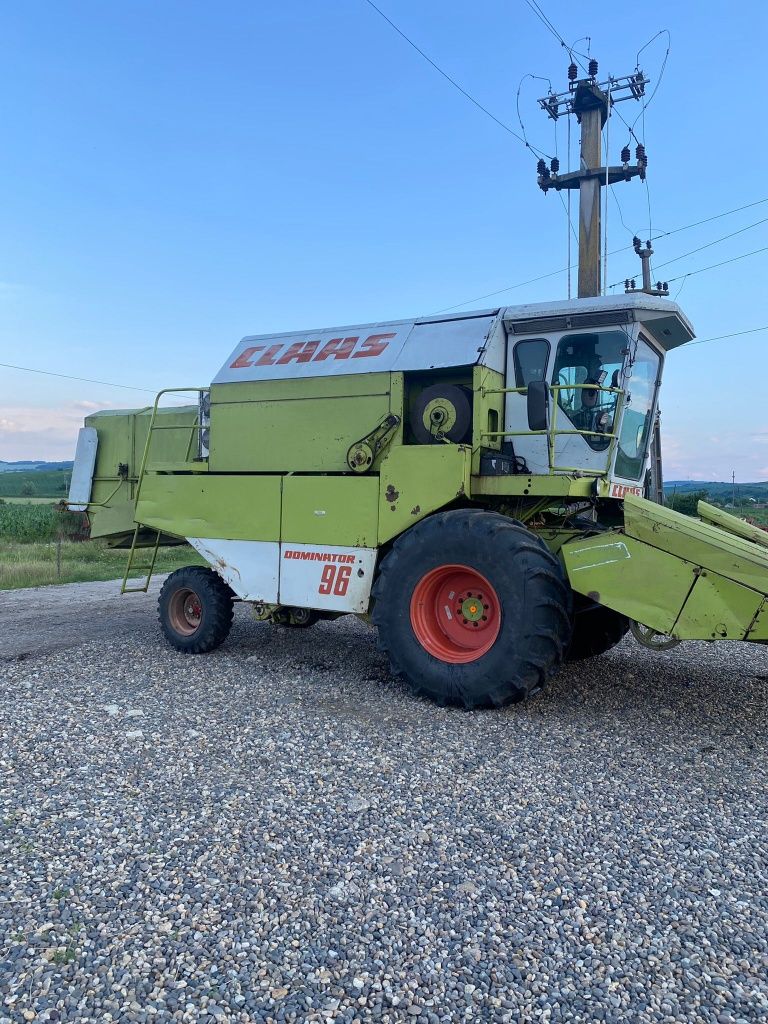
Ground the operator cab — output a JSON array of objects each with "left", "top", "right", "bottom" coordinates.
[{"left": 501, "top": 294, "right": 694, "bottom": 496}]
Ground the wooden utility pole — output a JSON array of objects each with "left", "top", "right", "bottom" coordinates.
[{"left": 537, "top": 62, "right": 649, "bottom": 298}]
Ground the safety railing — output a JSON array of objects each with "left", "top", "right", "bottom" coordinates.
[{"left": 480, "top": 382, "right": 625, "bottom": 476}]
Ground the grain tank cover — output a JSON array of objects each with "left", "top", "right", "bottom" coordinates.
[{"left": 212, "top": 310, "right": 502, "bottom": 385}]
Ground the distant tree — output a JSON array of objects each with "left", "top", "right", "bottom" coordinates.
[
  {"left": 20, "top": 480, "right": 35, "bottom": 498},
  {"left": 667, "top": 489, "right": 708, "bottom": 517}
]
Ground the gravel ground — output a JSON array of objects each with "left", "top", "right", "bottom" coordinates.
[{"left": 1, "top": 585, "right": 767, "bottom": 1023}]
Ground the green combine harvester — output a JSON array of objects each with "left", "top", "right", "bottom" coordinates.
[{"left": 68, "top": 293, "right": 768, "bottom": 707}]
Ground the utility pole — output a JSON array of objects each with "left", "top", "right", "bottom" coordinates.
[{"left": 536, "top": 60, "right": 649, "bottom": 298}]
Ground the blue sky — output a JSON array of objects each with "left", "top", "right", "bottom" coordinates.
[{"left": 1, "top": 0, "right": 766, "bottom": 479}]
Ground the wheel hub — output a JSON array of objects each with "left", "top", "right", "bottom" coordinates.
[
  {"left": 410, "top": 565, "right": 501, "bottom": 664},
  {"left": 168, "top": 587, "right": 203, "bottom": 636}
]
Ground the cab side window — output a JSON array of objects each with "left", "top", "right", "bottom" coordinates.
[{"left": 513, "top": 338, "right": 550, "bottom": 388}]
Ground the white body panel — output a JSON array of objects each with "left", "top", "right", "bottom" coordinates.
[
  {"left": 212, "top": 312, "right": 501, "bottom": 384},
  {"left": 67, "top": 427, "right": 98, "bottom": 511},
  {"left": 279, "top": 544, "right": 377, "bottom": 613},
  {"left": 187, "top": 538, "right": 376, "bottom": 614},
  {"left": 187, "top": 538, "right": 280, "bottom": 602}
]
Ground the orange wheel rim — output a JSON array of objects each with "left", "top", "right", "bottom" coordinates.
[
  {"left": 168, "top": 587, "right": 203, "bottom": 636},
  {"left": 409, "top": 564, "right": 501, "bottom": 664}
]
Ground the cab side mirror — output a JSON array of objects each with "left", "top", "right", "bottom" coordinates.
[{"left": 527, "top": 380, "right": 550, "bottom": 431}]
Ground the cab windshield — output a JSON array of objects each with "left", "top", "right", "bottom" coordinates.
[{"left": 552, "top": 331, "right": 627, "bottom": 451}]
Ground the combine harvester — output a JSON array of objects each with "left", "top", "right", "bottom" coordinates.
[{"left": 68, "top": 60, "right": 768, "bottom": 707}]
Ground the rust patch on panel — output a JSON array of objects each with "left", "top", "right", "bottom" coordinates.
[
  {"left": 587, "top": 591, "right": 601, "bottom": 602},
  {"left": 411, "top": 505, "right": 421, "bottom": 516},
  {"left": 385, "top": 484, "right": 399, "bottom": 504}
]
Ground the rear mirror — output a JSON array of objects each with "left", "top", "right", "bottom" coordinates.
[{"left": 527, "top": 380, "right": 550, "bottom": 431}]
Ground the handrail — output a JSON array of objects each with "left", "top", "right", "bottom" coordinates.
[
  {"left": 480, "top": 382, "right": 625, "bottom": 476},
  {"left": 133, "top": 388, "right": 207, "bottom": 510}
]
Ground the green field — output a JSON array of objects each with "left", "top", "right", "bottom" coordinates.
[
  {"left": 2, "top": 496, "right": 57, "bottom": 505},
  {"left": 0, "top": 468, "right": 71, "bottom": 498},
  {"left": 0, "top": 499, "right": 203, "bottom": 589}
]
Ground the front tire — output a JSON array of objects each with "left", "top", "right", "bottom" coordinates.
[
  {"left": 158, "top": 566, "right": 234, "bottom": 653},
  {"left": 372, "top": 510, "right": 572, "bottom": 708},
  {"left": 567, "top": 600, "right": 629, "bottom": 661}
]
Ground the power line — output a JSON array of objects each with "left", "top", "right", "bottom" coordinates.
[
  {"left": 521, "top": 0, "right": 587, "bottom": 71},
  {"left": 665, "top": 245, "right": 768, "bottom": 284},
  {"left": 0, "top": 361, "right": 196, "bottom": 402},
  {"left": 685, "top": 325, "right": 768, "bottom": 348},
  {"left": 609, "top": 214, "right": 768, "bottom": 287},
  {"left": 430, "top": 197, "right": 768, "bottom": 313},
  {"left": 652, "top": 216, "right": 768, "bottom": 272},
  {"left": 361, "top": 1, "right": 550, "bottom": 157},
  {"left": 651, "top": 198, "right": 768, "bottom": 242}
]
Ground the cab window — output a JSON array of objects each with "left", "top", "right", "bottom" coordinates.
[
  {"left": 513, "top": 338, "right": 550, "bottom": 388},
  {"left": 552, "top": 331, "right": 627, "bottom": 451}
]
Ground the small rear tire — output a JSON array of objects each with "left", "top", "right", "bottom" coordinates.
[
  {"left": 372, "top": 510, "right": 572, "bottom": 708},
  {"left": 158, "top": 566, "right": 234, "bottom": 653}
]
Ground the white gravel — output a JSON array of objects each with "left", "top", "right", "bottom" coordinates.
[{"left": 1, "top": 587, "right": 767, "bottom": 1023}]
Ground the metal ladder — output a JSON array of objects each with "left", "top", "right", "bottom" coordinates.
[{"left": 120, "top": 387, "right": 205, "bottom": 595}]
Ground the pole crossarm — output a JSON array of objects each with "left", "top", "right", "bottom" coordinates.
[
  {"left": 539, "top": 165, "right": 644, "bottom": 192},
  {"left": 538, "top": 72, "right": 649, "bottom": 120}
]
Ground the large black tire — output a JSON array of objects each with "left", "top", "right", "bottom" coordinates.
[
  {"left": 158, "top": 566, "right": 234, "bottom": 654},
  {"left": 567, "top": 600, "right": 629, "bottom": 661},
  {"left": 372, "top": 510, "right": 572, "bottom": 708}
]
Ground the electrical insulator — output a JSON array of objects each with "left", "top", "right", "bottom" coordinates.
[
  {"left": 624, "top": 279, "right": 630, "bottom": 290},
  {"left": 663, "top": 282, "right": 669, "bottom": 290},
  {"left": 631, "top": 279, "right": 637, "bottom": 290},
  {"left": 568, "top": 62, "right": 578, "bottom": 82},
  {"left": 537, "top": 158, "right": 546, "bottom": 175},
  {"left": 588, "top": 58, "right": 599, "bottom": 79},
  {"left": 550, "top": 157, "right": 560, "bottom": 174},
  {"left": 636, "top": 143, "right": 647, "bottom": 165},
  {"left": 656, "top": 281, "right": 662, "bottom": 291},
  {"left": 632, "top": 235, "right": 642, "bottom": 253},
  {"left": 621, "top": 145, "right": 631, "bottom": 164}
]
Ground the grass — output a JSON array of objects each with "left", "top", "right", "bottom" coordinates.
[
  {"left": 0, "top": 539, "right": 204, "bottom": 590},
  {"left": 2, "top": 496, "right": 56, "bottom": 505}
]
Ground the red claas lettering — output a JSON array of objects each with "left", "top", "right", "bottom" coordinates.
[
  {"left": 230, "top": 345, "right": 264, "bottom": 368},
  {"left": 352, "top": 333, "right": 395, "bottom": 358},
  {"left": 276, "top": 340, "right": 321, "bottom": 364},
  {"left": 313, "top": 337, "right": 358, "bottom": 361}
]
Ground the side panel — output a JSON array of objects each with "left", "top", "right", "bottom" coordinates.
[
  {"left": 377, "top": 444, "right": 472, "bottom": 545},
  {"left": 563, "top": 534, "right": 696, "bottom": 634},
  {"left": 188, "top": 538, "right": 280, "bottom": 602},
  {"left": 208, "top": 374, "right": 394, "bottom": 474},
  {"left": 281, "top": 476, "right": 379, "bottom": 547},
  {"left": 279, "top": 544, "right": 377, "bottom": 613},
  {"left": 393, "top": 316, "right": 497, "bottom": 372},
  {"left": 136, "top": 474, "right": 282, "bottom": 541}
]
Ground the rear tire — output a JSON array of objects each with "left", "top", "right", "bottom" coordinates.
[
  {"left": 372, "top": 510, "right": 572, "bottom": 708},
  {"left": 567, "top": 601, "right": 629, "bottom": 661},
  {"left": 158, "top": 566, "right": 234, "bottom": 653}
]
